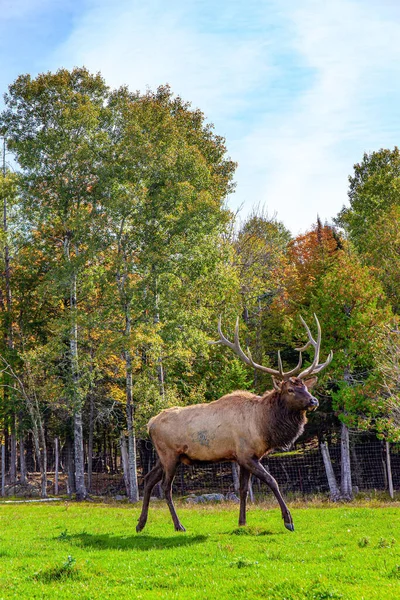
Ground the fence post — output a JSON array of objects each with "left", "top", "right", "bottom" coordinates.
[
  {"left": 248, "top": 476, "right": 254, "bottom": 503},
  {"left": 340, "top": 423, "right": 353, "bottom": 499},
  {"left": 54, "top": 437, "right": 59, "bottom": 496},
  {"left": 231, "top": 463, "right": 239, "bottom": 493},
  {"left": 320, "top": 441, "right": 340, "bottom": 501},
  {"left": 1, "top": 444, "right": 5, "bottom": 497},
  {"left": 120, "top": 434, "right": 130, "bottom": 496},
  {"left": 386, "top": 440, "right": 394, "bottom": 499}
]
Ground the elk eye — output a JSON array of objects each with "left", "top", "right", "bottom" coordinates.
[{"left": 287, "top": 388, "right": 294, "bottom": 394}]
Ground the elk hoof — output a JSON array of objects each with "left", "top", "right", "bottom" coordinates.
[
  {"left": 175, "top": 524, "right": 186, "bottom": 532},
  {"left": 284, "top": 522, "right": 295, "bottom": 532},
  {"left": 136, "top": 522, "right": 144, "bottom": 533}
]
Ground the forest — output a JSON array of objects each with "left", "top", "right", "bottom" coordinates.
[{"left": 0, "top": 67, "right": 399, "bottom": 503}]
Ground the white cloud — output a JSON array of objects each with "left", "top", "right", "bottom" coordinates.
[
  {"left": 233, "top": 0, "right": 400, "bottom": 233},
  {"left": 49, "top": 0, "right": 400, "bottom": 234},
  {"left": 52, "top": 0, "right": 271, "bottom": 125}
]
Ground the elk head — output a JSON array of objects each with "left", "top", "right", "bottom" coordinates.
[{"left": 273, "top": 377, "right": 319, "bottom": 412}]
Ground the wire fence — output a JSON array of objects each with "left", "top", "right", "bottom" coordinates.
[{"left": 0, "top": 438, "right": 398, "bottom": 499}]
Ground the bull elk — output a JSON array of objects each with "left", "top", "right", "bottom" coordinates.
[{"left": 136, "top": 314, "right": 332, "bottom": 533}]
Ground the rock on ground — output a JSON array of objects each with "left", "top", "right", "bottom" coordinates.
[{"left": 4, "top": 483, "right": 40, "bottom": 498}]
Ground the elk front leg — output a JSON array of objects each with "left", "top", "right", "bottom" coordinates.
[
  {"left": 240, "top": 458, "right": 294, "bottom": 531},
  {"left": 136, "top": 461, "right": 163, "bottom": 532},
  {"left": 162, "top": 460, "right": 186, "bottom": 532},
  {"left": 239, "top": 466, "right": 251, "bottom": 526}
]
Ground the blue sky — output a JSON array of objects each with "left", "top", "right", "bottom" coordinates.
[{"left": 1, "top": 0, "right": 400, "bottom": 233}]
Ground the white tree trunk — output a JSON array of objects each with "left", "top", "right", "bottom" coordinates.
[
  {"left": 54, "top": 437, "right": 59, "bottom": 495},
  {"left": 320, "top": 441, "right": 341, "bottom": 501},
  {"left": 125, "top": 347, "right": 139, "bottom": 502},
  {"left": 1, "top": 444, "right": 5, "bottom": 496},
  {"left": 74, "top": 410, "right": 86, "bottom": 500},
  {"left": 19, "top": 436, "right": 27, "bottom": 484},
  {"left": 3, "top": 183, "right": 17, "bottom": 489},
  {"left": 248, "top": 476, "right": 254, "bottom": 503},
  {"left": 121, "top": 298, "right": 139, "bottom": 503},
  {"left": 87, "top": 394, "right": 94, "bottom": 493},
  {"left": 64, "top": 235, "right": 86, "bottom": 501},
  {"left": 154, "top": 301, "right": 165, "bottom": 400},
  {"left": 30, "top": 417, "right": 47, "bottom": 498},
  {"left": 116, "top": 256, "right": 139, "bottom": 503},
  {"left": 15, "top": 377, "right": 47, "bottom": 496},
  {"left": 340, "top": 422, "right": 353, "bottom": 499},
  {"left": 70, "top": 271, "right": 86, "bottom": 500},
  {"left": 232, "top": 463, "right": 239, "bottom": 493},
  {"left": 40, "top": 445, "right": 47, "bottom": 498},
  {"left": 66, "top": 435, "right": 75, "bottom": 496},
  {"left": 386, "top": 441, "right": 394, "bottom": 499},
  {"left": 32, "top": 407, "right": 47, "bottom": 498},
  {"left": 10, "top": 431, "right": 17, "bottom": 484},
  {"left": 120, "top": 433, "right": 130, "bottom": 496}
]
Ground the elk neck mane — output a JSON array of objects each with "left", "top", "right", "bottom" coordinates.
[{"left": 261, "top": 388, "right": 308, "bottom": 450}]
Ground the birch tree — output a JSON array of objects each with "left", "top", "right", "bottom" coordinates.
[
  {"left": 104, "top": 85, "right": 237, "bottom": 499},
  {"left": 0, "top": 173, "right": 18, "bottom": 481},
  {"left": 0, "top": 68, "right": 111, "bottom": 499}
]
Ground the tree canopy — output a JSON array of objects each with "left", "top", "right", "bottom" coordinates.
[{"left": 0, "top": 67, "right": 398, "bottom": 499}]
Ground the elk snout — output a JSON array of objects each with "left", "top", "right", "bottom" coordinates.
[{"left": 307, "top": 396, "right": 319, "bottom": 411}]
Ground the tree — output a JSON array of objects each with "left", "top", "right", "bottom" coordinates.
[
  {"left": 103, "top": 85, "right": 238, "bottom": 498},
  {"left": 0, "top": 69, "right": 241, "bottom": 500},
  {"left": 373, "top": 321, "right": 400, "bottom": 442},
  {"left": 233, "top": 209, "right": 291, "bottom": 390},
  {"left": 285, "top": 218, "right": 343, "bottom": 309},
  {"left": 0, "top": 68, "right": 112, "bottom": 499},
  {"left": 309, "top": 251, "right": 392, "bottom": 498},
  {"left": 0, "top": 172, "right": 19, "bottom": 482},
  {"left": 271, "top": 221, "right": 391, "bottom": 499},
  {"left": 339, "top": 147, "right": 400, "bottom": 245},
  {"left": 337, "top": 148, "right": 400, "bottom": 313}
]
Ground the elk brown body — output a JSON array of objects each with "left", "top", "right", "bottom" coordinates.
[{"left": 136, "top": 315, "right": 332, "bottom": 533}]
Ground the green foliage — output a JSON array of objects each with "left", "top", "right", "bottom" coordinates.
[
  {"left": 231, "top": 210, "right": 292, "bottom": 392},
  {"left": 309, "top": 251, "right": 392, "bottom": 425},
  {"left": 311, "top": 252, "right": 391, "bottom": 373},
  {"left": 234, "top": 209, "right": 291, "bottom": 307},
  {"left": 338, "top": 147, "right": 400, "bottom": 246},
  {"left": 338, "top": 147, "right": 400, "bottom": 314},
  {"left": 372, "top": 321, "right": 400, "bottom": 441},
  {"left": 2, "top": 66, "right": 400, "bottom": 463},
  {"left": 205, "top": 355, "right": 253, "bottom": 401},
  {"left": 0, "top": 67, "right": 241, "bottom": 458}
]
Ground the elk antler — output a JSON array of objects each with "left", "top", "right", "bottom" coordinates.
[
  {"left": 295, "top": 314, "right": 333, "bottom": 379},
  {"left": 209, "top": 314, "right": 333, "bottom": 381}
]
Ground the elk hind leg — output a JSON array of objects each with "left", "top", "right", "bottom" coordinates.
[
  {"left": 239, "top": 466, "right": 251, "bottom": 526},
  {"left": 162, "top": 458, "right": 185, "bottom": 532},
  {"left": 136, "top": 461, "right": 163, "bottom": 533},
  {"left": 240, "top": 458, "right": 294, "bottom": 532}
]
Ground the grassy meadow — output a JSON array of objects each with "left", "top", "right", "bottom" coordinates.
[{"left": 0, "top": 499, "right": 399, "bottom": 599}]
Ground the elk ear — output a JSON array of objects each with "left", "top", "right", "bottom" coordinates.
[
  {"left": 304, "top": 377, "right": 318, "bottom": 389},
  {"left": 272, "top": 377, "right": 282, "bottom": 391}
]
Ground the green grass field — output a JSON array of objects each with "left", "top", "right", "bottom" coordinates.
[{"left": 0, "top": 499, "right": 399, "bottom": 599}]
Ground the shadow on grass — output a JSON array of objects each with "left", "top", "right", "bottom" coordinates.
[
  {"left": 68, "top": 532, "right": 208, "bottom": 551},
  {"left": 229, "top": 526, "right": 282, "bottom": 537},
  {"left": 33, "top": 556, "right": 80, "bottom": 583}
]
